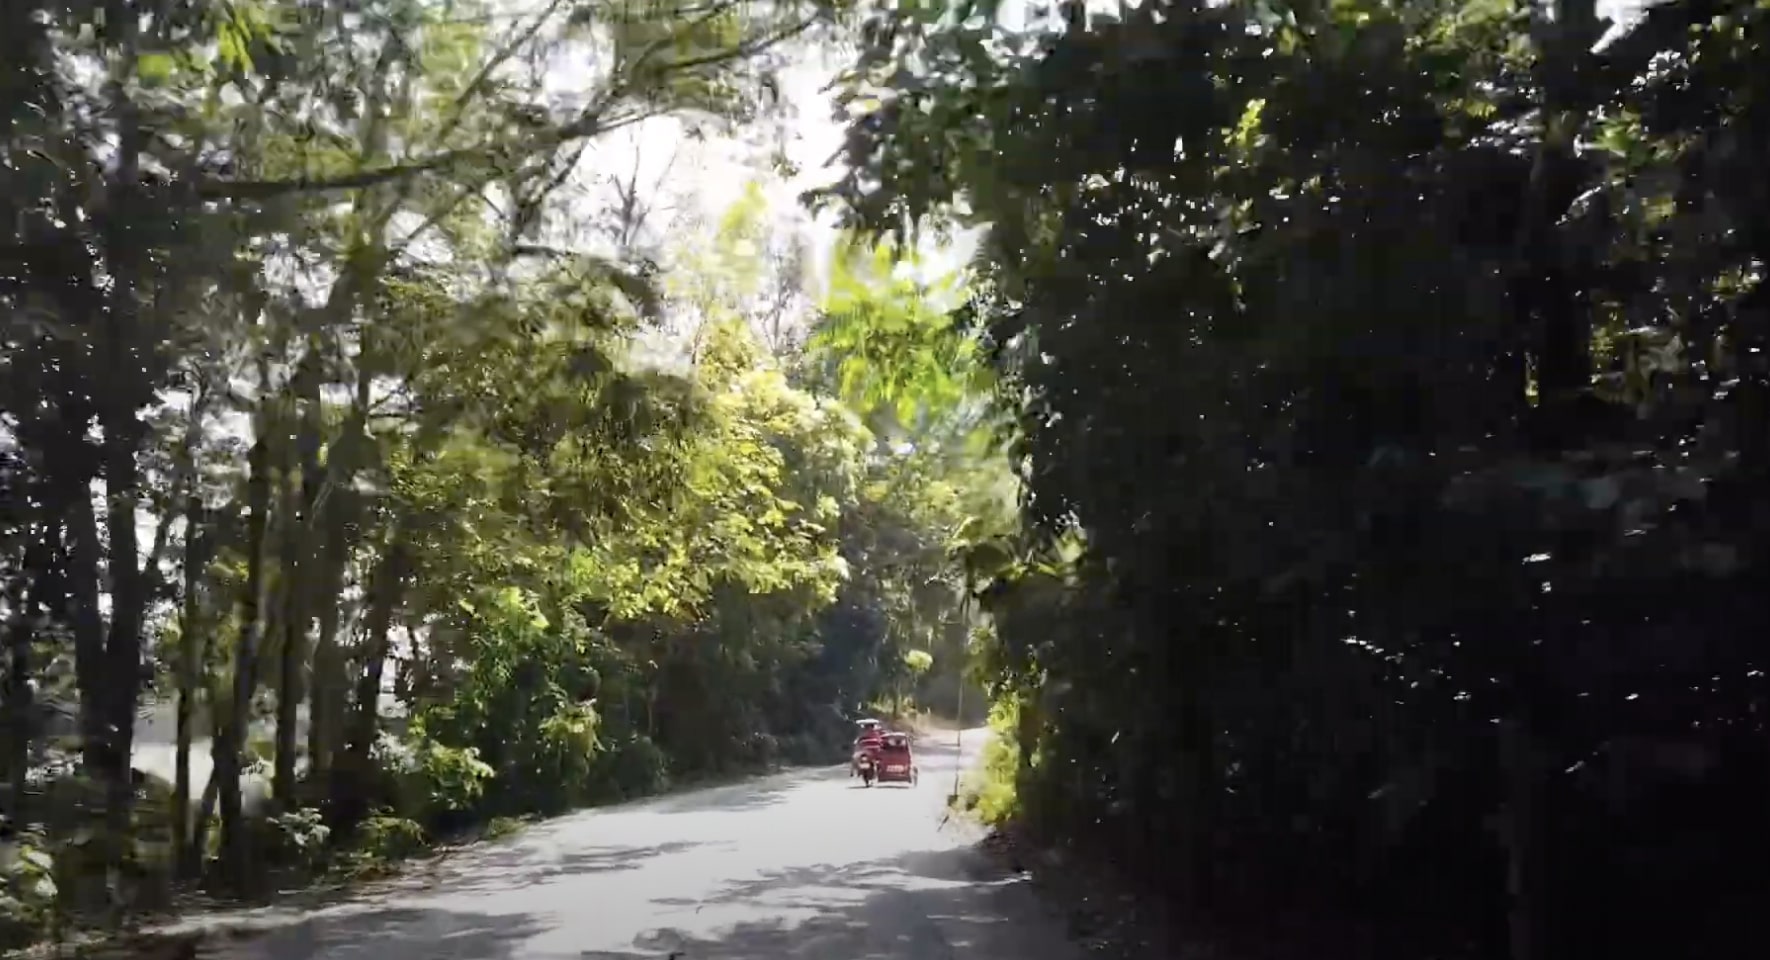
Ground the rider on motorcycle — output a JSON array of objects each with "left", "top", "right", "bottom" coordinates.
[{"left": 852, "top": 719, "right": 886, "bottom": 776}]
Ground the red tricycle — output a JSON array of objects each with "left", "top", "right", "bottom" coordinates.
[
  {"left": 852, "top": 723, "right": 917, "bottom": 788},
  {"left": 870, "top": 732, "right": 918, "bottom": 787}
]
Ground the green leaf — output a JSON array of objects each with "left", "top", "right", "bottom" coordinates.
[{"left": 137, "top": 52, "right": 176, "bottom": 86}]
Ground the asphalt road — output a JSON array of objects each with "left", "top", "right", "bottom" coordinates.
[{"left": 195, "top": 729, "right": 1085, "bottom": 960}]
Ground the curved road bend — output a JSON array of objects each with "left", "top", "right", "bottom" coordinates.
[{"left": 193, "top": 730, "right": 1086, "bottom": 960}]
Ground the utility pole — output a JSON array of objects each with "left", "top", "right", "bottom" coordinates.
[{"left": 948, "top": 595, "right": 970, "bottom": 806}]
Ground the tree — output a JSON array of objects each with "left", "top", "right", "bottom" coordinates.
[
  {"left": 2, "top": 0, "right": 907, "bottom": 931},
  {"left": 818, "top": 1, "right": 1770, "bottom": 957}
]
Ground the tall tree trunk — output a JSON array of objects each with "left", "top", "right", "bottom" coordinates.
[
  {"left": 273, "top": 439, "right": 307, "bottom": 809},
  {"left": 3, "top": 555, "right": 38, "bottom": 812},
  {"left": 217, "top": 375, "right": 273, "bottom": 895},
  {"left": 63, "top": 485, "right": 116, "bottom": 864},
  {"left": 167, "top": 381, "right": 211, "bottom": 879},
  {"left": 277, "top": 352, "right": 327, "bottom": 809},
  {"left": 172, "top": 494, "right": 206, "bottom": 880},
  {"left": 307, "top": 361, "right": 369, "bottom": 801},
  {"left": 305, "top": 546, "right": 346, "bottom": 795},
  {"left": 188, "top": 767, "right": 219, "bottom": 876},
  {"left": 94, "top": 5, "right": 153, "bottom": 905},
  {"left": 329, "top": 531, "right": 410, "bottom": 832}
]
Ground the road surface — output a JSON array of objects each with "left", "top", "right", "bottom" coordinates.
[{"left": 191, "top": 729, "right": 1086, "bottom": 960}]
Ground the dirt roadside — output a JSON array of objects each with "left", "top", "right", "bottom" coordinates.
[{"left": 970, "top": 823, "right": 1232, "bottom": 960}]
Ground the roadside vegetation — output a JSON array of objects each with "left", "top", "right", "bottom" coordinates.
[
  {"left": 9, "top": 1, "right": 1770, "bottom": 959},
  {"left": 825, "top": 1, "right": 1770, "bottom": 959},
  {"left": 0, "top": 0, "right": 1003, "bottom": 948}
]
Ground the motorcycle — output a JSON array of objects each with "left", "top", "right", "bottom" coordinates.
[{"left": 851, "top": 718, "right": 885, "bottom": 787}]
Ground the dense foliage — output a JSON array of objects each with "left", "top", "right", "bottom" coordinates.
[
  {"left": 0, "top": 0, "right": 997, "bottom": 942},
  {"left": 11, "top": 0, "right": 1770, "bottom": 956},
  {"left": 822, "top": 0, "right": 1770, "bottom": 958}
]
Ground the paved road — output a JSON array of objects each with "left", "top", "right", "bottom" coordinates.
[{"left": 195, "top": 730, "right": 1085, "bottom": 960}]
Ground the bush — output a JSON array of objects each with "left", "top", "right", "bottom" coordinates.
[
  {"left": 413, "top": 739, "right": 495, "bottom": 826},
  {"left": 264, "top": 807, "right": 332, "bottom": 874},
  {"left": 957, "top": 698, "right": 1022, "bottom": 826},
  {"left": 355, "top": 815, "right": 427, "bottom": 862},
  {"left": 482, "top": 816, "right": 530, "bottom": 841},
  {"left": 778, "top": 731, "right": 841, "bottom": 765},
  {"left": 583, "top": 734, "right": 669, "bottom": 803},
  {"left": 969, "top": 736, "right": 1021, "bottom": 825},
  {"left": 0, "top": 835, "right": 59, "bottom": 951},
  {"left": 527, "top": 701, "right": 601, "bottom": 810}
]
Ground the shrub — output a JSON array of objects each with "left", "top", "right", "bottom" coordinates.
[
  {"left": 583, "top": 734, "right": 669, "bottom": 803},
  {"left": 414, "top": 739, "right": 495, "bottom": 823},
  {"left": 264, "top": 807, "right": 332, "bottom": 874},
  {"left": 356, "top": 815, "right": 428, "bottom": 862},
  {"left": 0, "top": 835, "right": 59, "bottom": 952},
  {"left": 958, "top": 698, "right": 1023, "bottom": 826},
  {"left": 482, "top": 816, "right": 530, "bottom": 841}
]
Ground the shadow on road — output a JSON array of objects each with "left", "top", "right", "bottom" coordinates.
[
  {"left": 412, "top": 839, "right": 713, "bottom": 896},
  {"left": 212, "top": 906, "right": 545, "bottom": 960},
  {"left": 639, "top": 765, "right": 852, "bottom": 816},
  {"left": 585, "top": 846, "right": 1038, "bottom": 960}
]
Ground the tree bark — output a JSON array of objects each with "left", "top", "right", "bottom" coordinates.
[
  {"left": 172, "top": 492, "right": 207, "bottom": 880},
  {"left": 94, "top": 5, "right": 153, "bottom": 899},
  {"left": 329, "top": 531, "right": 411, "bottom": 832},
  {"left": 66, "top": 489, "right": 110, "bottom": 772},
  {"left": 168, "top": 381, "right": 211, "bottom": 879},
  {"left": 278, "top": 352, "right": 327, "bottom": 809},
  {"left": 306, "top": 545, "right": 347, "bottom": 794},
  {"left": 217, "top": 373, "right": 274, "bottom": 894},
  {"left": 188, "top": 766, "right": 219, "bottom": 877},
  {"left": 308, "top": 361, "right": 372, "bottom": 801},
  {"left": 274, "top": 407, "right": 311, "bottom": 810}
]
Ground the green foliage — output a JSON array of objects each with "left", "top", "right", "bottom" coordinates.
[
  {"left": 956, "top": 699, "right": 1021, "bottom": 826},
  {"left": 481, "top": 816, "right": 530, "bottom": 842},
  {"left": 353, "top": 816, "right": 428, "bottom": 863},
  {"left": 810, "top": 237, "right": 985, "bottom": 429},
  {"left": 825, "top": 0, "right": 1770, "bottom": 956},
  {"left": 263, "top": 808, "right": 331, "bottom": 873},
  {"left": 0, "top": 0, "right": 1009, "bottom": 938},
  {"left": 417, "top": 586, "right": 603, "bottom": 816},
  {"left": 410, "top": 741, "right": 496, "bottom": 820},
  {"left": 583, "top": 735, "right": 671, "bottom": 803},
  {"left": 0, "top": 836, "right": 60, "bottom": 951}
]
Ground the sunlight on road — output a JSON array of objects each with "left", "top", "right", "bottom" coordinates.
[{"left": 192, "top": 729, "right": 1077, "bottom": 960}]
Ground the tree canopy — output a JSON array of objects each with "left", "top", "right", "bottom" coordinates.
[
  {"left": 0, "top": 0, "right": 1002, "bottom": 940},
  {"left": 7, "top": 1, "right": 1770, "bottom": 958},
  {"left": 816, "top": 0, "right": 1770, "bottom": 957}
]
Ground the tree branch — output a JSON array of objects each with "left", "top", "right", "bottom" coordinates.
[{"left": 196, "top": 7, "right": 819, "bottom": 202}]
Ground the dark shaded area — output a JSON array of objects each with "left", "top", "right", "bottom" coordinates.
[
  {"left": 819, "top": 1, "right": 1770, "bottom": 958},
  {"left": 408, "top": 839, "right": 714, "bottom": 897}
]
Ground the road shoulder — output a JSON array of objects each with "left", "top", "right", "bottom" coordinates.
[{"left": 970, "top": 824, "right": 1225, "bottom": 960}]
